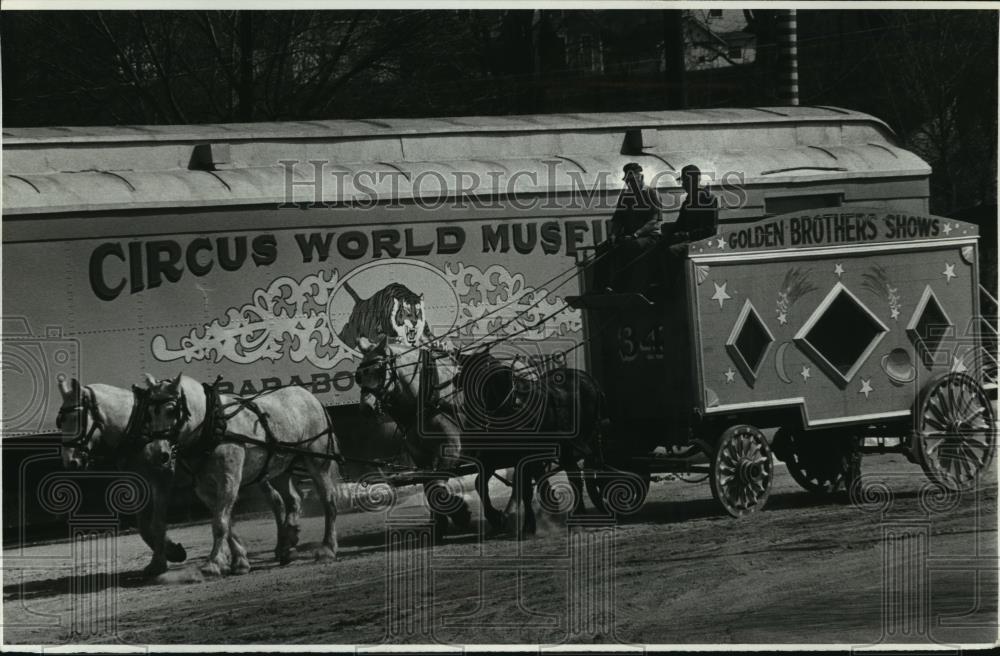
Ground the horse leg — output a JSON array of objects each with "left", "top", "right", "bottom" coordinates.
[
  {"left": 303, "top": 458, "right": 339, "bottom": 562},
  {"left": 192, "top": 474, "right": 225, "bottom": 577},
  {"left": 225, "top": 452, "right": 251, "bottom": 575},
  {"left": 227, "top": 524, "right": 250, "bottom": 576},
  {"left": 196, "top": 455, "right": 245, "bottom": 577},
  {"left": 424, "top": 479, "right": 451, "bottom": 545},
  {"left": 519, "top": 464, "right": 538, "bottom": 539},
  {"left": 449, "top": 475, "right": 473, "bottom": 532},
  {"left": 260, "top": 477, "right": 290, "bottom": 565},
  {"left": 476, "top": 470, "right": 503, "bottom": 535},
  {"left": 140, "top": 478, "right": 173, "bottom": 578},
  {"left": 561, "top": 454, "right": 587, "bottom": 517},
  {"left": 281, "top": 473, "right": 303, "bottom": 555}
]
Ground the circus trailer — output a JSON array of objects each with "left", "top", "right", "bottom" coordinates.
[
  {"left": 570, "top": 208, "right": 997, "bottom": 517},
  {"left": 1, "top": 106, "right": 965, "bottom": 534}
]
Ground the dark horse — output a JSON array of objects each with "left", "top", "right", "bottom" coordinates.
[
  {"left": 454, "top": 347, "right": 607, "bottom": 518},
  {"left": 355, "top": 336, "right": 606, "bottom": 540}
]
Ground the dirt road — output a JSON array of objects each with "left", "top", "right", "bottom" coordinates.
[{"left": 3, "top": 454, "right": 996, "bottom": 646}]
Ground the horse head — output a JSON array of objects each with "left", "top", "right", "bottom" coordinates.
[
  {"left": 56, "top": 376, "right": 93, "bottom": 469},
  {"left": 56, "top": 378, "right": 145, "bottom": 470},
  {"left": 142, "top": 373, "right": 204, "bottom": 473},
  {"left": 356, "top": 336, "right": 401, "bottom": 415}
]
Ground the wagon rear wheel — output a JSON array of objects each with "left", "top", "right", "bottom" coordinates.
[
  {"left": 913, "top": 372, "right": 996, "bottom": 492},
  {"left": 772, "top": 428, "right": 850, "bottom": 496},
  {"left": 710, "top": 424, "right": 773, "bottom": 517}
]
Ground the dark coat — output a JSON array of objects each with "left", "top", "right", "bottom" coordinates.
[
  {"left": 610, "top": 187, "right": 662, "bottom": 238},
  {"left": 671, "top": 189, "right": 719, "bottom": 243}
]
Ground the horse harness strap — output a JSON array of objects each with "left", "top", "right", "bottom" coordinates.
[{"left": 180, "top": 383, "right": 343, "bottom": 486}]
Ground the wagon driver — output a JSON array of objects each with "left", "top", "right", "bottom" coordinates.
[
  {"left": 601, "top": 162, "right": 664, "bottom": 290},
  {"left": 665, "top": 164, "right": 720, "bottom": 250}
]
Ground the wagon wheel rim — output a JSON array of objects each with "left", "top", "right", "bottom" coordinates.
[
  {"left": 777, "top": 429, "right": 847, "bottom": 496},
  {"left": 915, "top": 373, "right": 996, "bottom": 492},
  {"left": 711, "top": 425, "right": 773, "bottom": 517}
]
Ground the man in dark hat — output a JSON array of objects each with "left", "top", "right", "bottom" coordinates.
[
  {"left": 597, "top": 162, "right": 664, "bottom": 291},
  {"left": 667, "top": 164, "right": 719, "bottom": 246},
  {"left": 610, "top": 162, "right": 662, "bottom": 242}
]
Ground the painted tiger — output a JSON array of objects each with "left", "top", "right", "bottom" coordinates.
[{"left": 337, "top": 282, "right": 434, "bottom": 350}]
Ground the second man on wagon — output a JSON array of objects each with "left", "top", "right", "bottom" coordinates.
[{"left": 602, "top": 162, "right": 719, "bottom": 293}]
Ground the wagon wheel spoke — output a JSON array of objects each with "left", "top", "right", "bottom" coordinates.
[
  {"left": 926, "top": 398, "right": 950, "bottom": 428},
  {"left": 954, "top": 387, "right": 978, "bottom": 422}
]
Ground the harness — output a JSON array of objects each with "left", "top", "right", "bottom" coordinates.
[{"left": 152, "top": 380, "right": 341, "bottom": 487}]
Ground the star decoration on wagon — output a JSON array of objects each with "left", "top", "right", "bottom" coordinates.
[
  {"left": 724, "top": 367, "right": 736, "bottom": 384},
  {"left": 942, "top": 263, "right": 956, "bottom": 283},
  {"left": 942, "top": 222, "right": 953, "bottom": 235},
  {"left": 800, "top": 366, "right": 811, "bottom": 381},
  {"left": 859, "top": 377, "right": 874, "bottom": 399},
  {"left": 711, "top": 282, "right": 732, "bottom": 308},
  {"left": 716, "top": 237, "right": 727, "bottom": 250},
  {"left": 834, "top": 263, "right": 845, "bottom": 278}
]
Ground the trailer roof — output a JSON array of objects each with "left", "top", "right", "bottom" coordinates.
[
  {"left": 2, "top": 106, "right": 882, "bottom": 145},
  {"left": 2, "top": 106, "right": 930, "bottom": 216}
]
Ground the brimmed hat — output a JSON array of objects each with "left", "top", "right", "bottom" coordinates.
[{"left": 622, "top": 162, "right": 643, "bottom": 177}]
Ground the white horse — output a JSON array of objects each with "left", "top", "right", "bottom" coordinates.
[
  {"left": 142, "top": 374, "right": 341, "bottom": 577},
  {"left": 57, "top": 377, "right": 303, "bottom": 577}
]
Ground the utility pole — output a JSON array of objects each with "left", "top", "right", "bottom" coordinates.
[
  {"left": 777, "top": 10, "right": 799, "bottom": 106},
  {"left": 663, "top": 10, "right": 687, "bottom": 110}
]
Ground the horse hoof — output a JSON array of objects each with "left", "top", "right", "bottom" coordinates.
[
  {"left": 231, "top": 560, "right": 251, "bottom": 575},
  {"left": 286, "top": 527, "right": 301, "bottom": 549},
  {"left": 142, "top": 561, "right": 168, "bottom": 578},
  {"left": 276, "top": 548, "right": 296, "bottom": 565},
  {"left": 165, "top": 542, "right": 187, "bottom": 563},
  {"left": 200, "top": 562, "right": 224, "bottom": 578},
  {"left": 313, "top": 548, "right": 336, "bottom": 563},
  {"left": 451, "top": 506, "right": 473, "bottom": 531}
]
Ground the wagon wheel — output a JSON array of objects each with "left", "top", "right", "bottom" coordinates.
[
  {"left": 913, "top": 372, "right": 996, "bottom": 492},
  {"left": 584, "top": 466, "right": 651, "bottom": 516},
  {"left": 773, "top": 428, "right": 849, "bottom": 496},
  {"left": 710, "top": 425, "right": 774, "bottom": 517}
]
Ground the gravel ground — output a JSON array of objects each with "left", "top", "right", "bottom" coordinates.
[{"left": 3, "top": 454, "right": 996, "bottom": 647}]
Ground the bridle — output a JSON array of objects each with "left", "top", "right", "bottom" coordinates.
[
  {"left": 56, "top": 393, "right": 102, "bottom": 463},
  {"left": 145, "top": 387, "right": 192, "bottom": 445},
  {"left": 355, "top": 352, "right": 400, "bottom": 416}
]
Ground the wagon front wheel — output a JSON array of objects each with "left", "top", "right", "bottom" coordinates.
[
  {"left": 913, "top": 372, "right": 996, "bottom": 492},
  {"left": 710, "top": 424, "right": 774, "bottom": 517}
]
